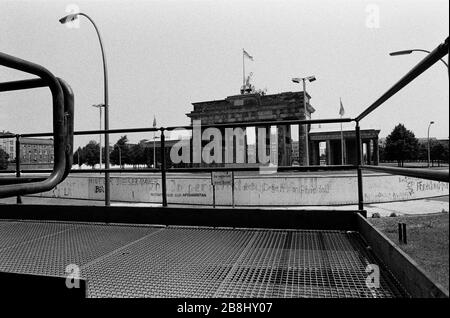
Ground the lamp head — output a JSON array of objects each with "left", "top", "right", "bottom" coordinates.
[
  {"left": 307, "top": 76, "right": 316, "bottom": 82},
  {"left": 389, "top": 50, "right": 413, "bottom": 56},
  {"left": 59, "top": 14, "right": 79, "bottom": 24},
  {"left": 430, "top": 121, "right": 435, "bottom": 124},
  {"left": 292, "top": 78, "right": 301, "bottom": 83}
]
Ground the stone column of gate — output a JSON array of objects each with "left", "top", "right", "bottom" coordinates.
[
  {"left": 266, "top": 124, "right": 273, "bottom": 165},
  {"left": 244, "top": 129, "right": 248, "bottom": 164},
  {"left": 298, "top": 123, "right": 307, "bottom": 166},
  {"left": 326, "top": 140, "right": 332, "bottom": 165},
  {"left": 373, "top": 137, "right": 379, "bottom": 165},
  {"left": 277, "top": 124, "right": 289, "bottom": 166},
  {"left": 310, "top": 140, "right": 319, "bottom": 166},
  {"left": 366, "top": 139, "right": 372, "bottom": 165},
  {"left": 342, "top": 137, "right": 347, "bottom": 165},
  {"left": 255, "top": 125, "right": 259, "bottom": 164}
]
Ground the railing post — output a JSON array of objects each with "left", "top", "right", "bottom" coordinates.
[
  {"left": 355, "top": 122, "right": 364, "bottom": 211},
  {"left": 160, "top": 129, "right": 167, "bottom": 207},
  {"left": 15, "top": 135, "right": 22, "bottom": 204}
]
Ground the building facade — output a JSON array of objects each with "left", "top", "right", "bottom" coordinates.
[
  {"left": 0, "top": 132, "right": 54, "bottom": 164},
  {"left": 0, "top": 132, "right": 15, "bottom": 160},
  {"left": 187, "top": 91, "right": 315, "bottom": 166}
]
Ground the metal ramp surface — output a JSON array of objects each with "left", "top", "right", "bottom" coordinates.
[{"left": 0, "top": 220, "right": 407, "bottom": 298}]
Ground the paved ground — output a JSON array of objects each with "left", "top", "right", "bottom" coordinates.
[{"left": 0, "top": 195, "right": 448, "bottom": 218}]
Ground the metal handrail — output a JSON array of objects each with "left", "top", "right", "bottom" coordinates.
[
  {"left": 356, "top": 37, "right": 448, "bottom": 122},
  {"left": 0, "top": 52, "right": 72, "bottom": 198},
  {"left": 353, "top": 37, "right": 449, "bottom": 209},
  {"left": 361, "top": 165, "right": 449, "bottom": 183},
  {"left": 0, "top": 117, "right": 353, "bottom": 139}
]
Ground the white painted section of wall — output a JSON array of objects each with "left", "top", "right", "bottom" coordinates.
[{"left": 34, "top": 173, "right": 449, "bottom": 206}]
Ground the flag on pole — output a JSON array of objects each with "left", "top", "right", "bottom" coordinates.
[
  {"left": 339, "top": 98, "right": 345, "bottom": 117},
  {"left": 243, "top": 49, "right": 254, "bottom": 61},
  {"left": 152, "top": 116, "right": 157, "bottom": 128}
]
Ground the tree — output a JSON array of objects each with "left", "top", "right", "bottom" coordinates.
[
  {"left": 129, "top": 143, "right": 145, "bottom": 167},
  {"left": 73, "top": 147, "right": 85, "bottom": 167},
  {"left": 110, "top": 135, "right": 130, "bottom": 167},
  {"left": 430, "top": 140, "right": 449, "bottom": 165},
  {"left": 0, "top": 148, "right": 9, "bottom": 170},
  {"left": 384, "top": 124, "right": 419, "bottom": 167},
  {"left": 83, "top": 141, "right": 100, "bottom": 168}
]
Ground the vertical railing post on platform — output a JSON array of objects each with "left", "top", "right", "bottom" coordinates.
[
  {"left": 15, "top": 135, "right": 22, "bottom": 204},
  {"left": 160, "top": 129, "right": 167, "bottom": 207},
  {"left": 355, "top": 122, "right": 364, "bottom": 211}
]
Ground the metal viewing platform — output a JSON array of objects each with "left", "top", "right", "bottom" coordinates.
[{"left": 0, "top": 37, "right": 448, "bottom": 298}]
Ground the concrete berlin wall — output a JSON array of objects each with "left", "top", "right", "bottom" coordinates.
[{"left": 33, "top": 172, "right": 449, "bottom": 206}]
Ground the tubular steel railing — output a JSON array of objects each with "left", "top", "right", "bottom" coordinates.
[
  {"left": 353, "top": 36, "right": 449, "bottom": 210},
  {"left": 0, "top": 52, "right": 74, "bottom": 199},
  {"left": 0, "top": 37, "right": 448, "bottom": 209},
  {"left": 0, "top": 117, "right": 355, "bottom": 207}
]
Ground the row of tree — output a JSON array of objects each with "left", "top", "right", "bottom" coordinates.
[
  {"left": 380, "top": 124, "right": 449, "bottom": 166},
  {"left": 73, "top": 135, "right": 163, "bottom": 168},
  {"left": 0, "top": 148, "right": 9, "bottom": 170}
]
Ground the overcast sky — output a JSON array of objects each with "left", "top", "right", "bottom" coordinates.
[{"left": 1, "top": 0, "right": 448, "bottom": 149}]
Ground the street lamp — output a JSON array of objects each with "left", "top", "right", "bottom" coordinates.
[
  {"left": 292, "top": 75, "right": 316, "bottom": 166},
  {"left": 60, "top": 13, "right": 111, "bottom": 205},
  {"left": 389, "top": 49, "right": 448, "bottom": 78},
  {"left": 427, "top": 121, "right": 435, "bottom": 168},
  {"left": 92, "top": 104, "right": 104, "bottom": 168}
]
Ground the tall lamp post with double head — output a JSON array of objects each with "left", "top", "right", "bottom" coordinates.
[
  {"left": 427, "top": 121, "right": 435, "bottom": 168},
  {"left": 292, "top": 75, "right": 316, "bottom": 166},
  {"left": 60, "top": 13, "right": 111, "bottom": 205}
]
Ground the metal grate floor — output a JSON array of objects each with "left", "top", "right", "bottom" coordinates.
[{"left": 0, "top": 220, "right": 408, "bottom": 298}]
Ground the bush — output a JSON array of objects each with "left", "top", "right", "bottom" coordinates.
[
  {"left": 389, "top": 212, "right": 398, "bottom": 217},
  {"left": 372, "top": 212, "right": 381, "bottom": 218}
]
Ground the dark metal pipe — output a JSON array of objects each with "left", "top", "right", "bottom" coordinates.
[
  {"left": 402, "top": 223, "right": 407, "bottom": 244},
  {"left": 0, "top": 165, "right": 357, "bottom": 175},
  {"left": 57, "top": 78, "right": 74, "bottom": 182},
  {"left": 160, "top": 130, "right": 167, "bottom": 207},
  {"left": 5, "top": 117, "right": 354, "bottom": 138},
  {"left": 356, "top": 37, "right": 448, "bottom": 122},
  {"left": 355, "top": 123, "right": 364, "bottom": 210},
  {"left": 361, "top": 165, "right": 449, "bottom": 183},
  {"left": 0, "top": 78, "right": 48, "bottom": 92},
  {"left": 0, "top": 177, "right": 46, "bottom": 185},
  {"left": 398, "top": 223, "right": 403, "bottom": 243},
  {"left": 167, "top": 165, "right": 356, "bottom": 173},
  {"left": 15, "top": 135, "right": 22, "bottom": 203}
]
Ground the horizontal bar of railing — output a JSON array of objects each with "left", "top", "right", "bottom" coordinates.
[
  {"left": 167, "top": 165, "right": 356, "bottom": 173},
  {"left": 0, "top": 165, "right": 356, "bottom": 175},
  {"left": 0, "top": 177, "right": 46, "bottom": 185},
  {"left": 0, "top": 78, "right": 48, "bottom": 92},
  {"left": 362, "top": 165, "right": 449, "bottom": 183},
  {"left": 0, "top": 168, "right": 160, "bottom": 174},
  {"left": 356, "top": 37, "right": 448, "bottom": 122},
  {"left": 1, "top": 117, "right": 354, "bottom": 138}
]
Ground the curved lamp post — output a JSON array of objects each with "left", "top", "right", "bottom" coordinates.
[
  {"left": 292, "top": 75, "right": 316, "bottom": 166},
  {"left": 427, "top": 121, "right": 435, "bottom": 168},
  {"left": 60, "top": 13, "right": 111, "bottom": 205},
  {"left": 389, "top": 49, "right": 448, "bottom": 78}
]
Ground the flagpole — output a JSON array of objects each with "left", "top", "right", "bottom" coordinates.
[
  {"left": 340, "top": 119, "right": 345, "bottom": 165},
  {"left": 153, "top": 131, "right": 156, "bottom": 168},
  {"left": 242, "top": 49, "right": 245, "bottom": 92},
  {"left": 340, "top": 98, "right": 345, "bottom": 165}
]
